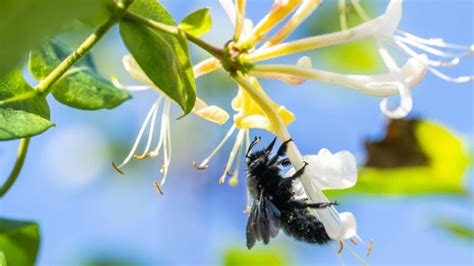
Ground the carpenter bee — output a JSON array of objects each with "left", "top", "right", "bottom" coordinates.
[{"left": 245, "top": 137, "right": 337, "bottom": 249}]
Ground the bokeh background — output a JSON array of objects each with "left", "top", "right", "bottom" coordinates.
[{"left": 1, "top": 0, "right": 473, "bottom": 265}]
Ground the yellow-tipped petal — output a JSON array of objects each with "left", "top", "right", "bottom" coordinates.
[
  {"left": 233, "top": 78, "right": 295, "bottom": 132},
  {"left": 193, "top": 98, "right": 230, "bottom": 125}
]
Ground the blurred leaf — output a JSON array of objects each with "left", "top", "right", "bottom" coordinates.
[
  {"left": 0, "top": 251, "right": 6, "bottom": 266},
  {"left": 0, "top": 0, "right": 111, "bottom": 75},
  {"left": 436, "top": 219, "right": 474, "bottom": 240},
  {"left": 0, "top": 109, "right": 54, "bottom": 140},
  {"left": 307, "top": 1, "right": 382, "bottom": 73},
  {"left": 0, "top": 218, "right": 40, "bottom": 266},
  {"left": 0, "top": 70, "right": 53, "bottom": 140},
  {"left": 223, "top": 249, "right": 287, "bottom": 266},
  {"left": 29, "top": 39, "right": 131, "bottom": 110},
  {"left": 179, "top": 8, "right": 212, "bottom": 37},
  {"left": 120, "top": 0, "right": 196, "bottom": 117},
  {"left": 329, "top": 119, "right": 469, "bottom": 196}
]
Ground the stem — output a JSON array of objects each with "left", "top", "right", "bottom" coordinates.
[
  {"left": 36, "top": 17, "right": 118, "bottom": 95},
  {"left": 0, "top": 138, "right": 30, "bottom": 198},
  {"left": 124, "top": 11, "right": 225, "bottom": 60}
]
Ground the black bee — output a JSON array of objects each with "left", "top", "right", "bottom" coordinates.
[{"left": 245, "top": 137, "right": 337, "bottom": 249}]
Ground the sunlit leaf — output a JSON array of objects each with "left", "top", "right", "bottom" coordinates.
[
  {"left": 29, "top": 40, "right": 131, "bottom": 110},
  {"left": 0, "top": 251, "right": 6, "bottom": 266},
  {"left": 0, "top": 218, "right": 40, "bottom": 266},
  {"left": 0, "top": 70, "right": 53, "bottom": 141},
  {"left": 328, "top": 119, "right": 469, "bottom": 196},
  {"left": 0, "top": 0, "right": 111, "bottom": 75},
  {"left": 436, "top": 219, "right": 474, "bottom": 240},
  {"left": 179, "top": 8, "right": 212, "bottom": 37},
  {"left": 223, "top": 248, "right": 288, "bottom": 266},
  {"left": 306, "top": 0, "right": 382, "bottom": 73},
  {"left": 120, "top": 0, "right": 196, "bottom": 117}
]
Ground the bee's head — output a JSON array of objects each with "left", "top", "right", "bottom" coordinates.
[{"left": 246, "top": 137, "right": 276, "bottom": 172}]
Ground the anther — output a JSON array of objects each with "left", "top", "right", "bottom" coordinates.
[
  {"left": 350, "top": 238, "right": 358, "bottom": 245},
  {"left": 367, "top": 240, "right": 374, "bottom": 256},
  {"left": 112, "top": 162, "right": 125, "bottom": 175},
  {"left": 133, "top": 154, "right": 151, "bottom": 160},
  {"left": 337, "top": 241, "right": 344, "bottom": 254},
  {"left": 192, "top": 161, "right": 208, "bottom": 170},
  {"left": 154, "top": 181, "right": 164, "bottom": 195}
]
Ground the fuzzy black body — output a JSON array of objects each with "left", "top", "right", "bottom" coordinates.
[{"left": 245, "top": 138, "right": 332, "bottom": 249}]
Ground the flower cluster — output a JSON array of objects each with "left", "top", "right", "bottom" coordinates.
[{"left": 114, "top": 0, "right": 471, "bottom": 260}]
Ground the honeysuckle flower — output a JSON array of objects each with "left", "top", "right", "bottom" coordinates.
[
  {"left": 112, "top": 55, "right": 229, "bottom": 192},
  {"left": 245, "top": 0, "right": 473, "bottom": 118},
  {"left": 288, "top": 148, "right": 358, "bottom": 241}
]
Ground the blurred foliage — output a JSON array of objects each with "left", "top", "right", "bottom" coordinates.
[
  {"left": 436, "top": 219, "right": 474, "bottom": 241},
  {"left": 0, "top": 218, "right": 40, "bottom": 266},
  {"left": 0, "top": 251, "right": 6, "bottom": 266},
  {"left": 306, "top": 0, "right": 383, "bottom": 73},
  {"left": 0, "top": 70, "right": 53, "bottom": 140},
  {"left": 0, "top": 0, "right": 111, "bottom": 75},
  {"left": 29, "top": 39, "right": 131, "bottom": 110},
  {"left": 223, "top": 248, "right": 288, "bottom": 266},
  {"left": 328, "top": 119, "right": 469, "bottom": 196}
]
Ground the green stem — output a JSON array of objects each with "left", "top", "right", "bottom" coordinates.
[
  {"left": 0, "top": 138, "right": 30, "bottom": 198},
  {"left": 123, "top": 11, "right": 225, "bottom": 60},
  {"left": 35, "top": 17, "right": 118, "bottom": 95}
]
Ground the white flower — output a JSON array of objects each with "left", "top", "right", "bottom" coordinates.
[
  {"left": 288, "top": 148, "right": 358, "bottom": 241},
  {"left": 247, "top": 0, "right": 473, "bottom": 119},
  {"left": 112, "top": 55, "right": 229, "bottom": 192}
]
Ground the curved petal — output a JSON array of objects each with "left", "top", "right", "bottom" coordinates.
[
  {"left": 193, "top": 98, "right": 230, "bottom": 125},
  {"left": 317, "top": 210, "right": 357, "bottom": 241},
  {"left": 303, "top": 148, "right": 357, "bottom": 190}
]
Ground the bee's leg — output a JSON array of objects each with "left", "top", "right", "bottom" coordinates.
[
  {"left": 278, "top": 161, "right": 308, "bottom": 186},
  {"left": 292, "top": 200, "right": 339, "bottom": 209},
  {"left": 268, "top": 139, "right": 292, "bottom": 166}
]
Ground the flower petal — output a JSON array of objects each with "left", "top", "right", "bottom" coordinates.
[
  {"left": 193, "top": 98, "right": 230, "bottom": 125},
  {"left": 303, "top": 148, "right": 357, "bottom": 190}
]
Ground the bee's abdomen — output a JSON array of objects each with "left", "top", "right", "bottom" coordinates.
[{"left": 281, "top": 209, "right": 331, "bottom": 245}]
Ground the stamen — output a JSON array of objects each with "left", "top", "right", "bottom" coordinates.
[
  {"left": 351, "top": 0, "right": 370, "bottom": 21},
  {"left": 154, "top": 180, "right": 164, "bottom": 195},
  {"left": 219, "top": 129, "right": 246, "bottom": 184},
  {"left": 228, "top": 134, "right": 245, "bottom": 187},
  {"left": 428, "top": 67, "right": 474, "bottom": 83},
  {"left": 367, "top": 240, "right": 374, "bottom": 256},
  {"left": 338, "top": 0, "right": 348, "bottom": 31},
  {"left": 148, "top": 99, "right": 171, "bottom": 158},
  {"left": 337, "top": 240, "right": 345, "bottom": 254},
  {"left": 112, "top": 161, "right": 125, "bottom": 175},
  {"left": 115, "top": 101, "right": 160, "bottom": 170},
  {"left": 111, "top": 76, "right": 150, "bottom": 91},
  {"left": 332, "top": 243, "right": 346, "bottom": 266},
  {"left": 346, "top": 245, "right": 368, "bottom": 266},
  {"left": 134, "top": 97, "right": 163, "bottom": 160},
  {"left": 193, "top": 124, "right": 237, "bottom": 170},
  {"left": 244, "top": 185, "right": 251, "bottom": 213},
  {"left": 398, "top": 30, "right": 474, "bottom": 51},
  {"left": 396, "top": 35, "right": 473, "bottom": 59},
  {"left": 159, "top": 100, "right": 172, "bottom": 186},
  {"left": 350, "top": 238, "right": 358, "bottom": 245},
  {"left": 394, "top": 39, "right": 462, "bottom": 67}
]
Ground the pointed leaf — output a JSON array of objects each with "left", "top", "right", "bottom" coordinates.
[
  {"left": 0, "top": 218, "right": 40, "bottom": 266},
  {"left": 29, "top": 40, "right": 131, "bottom": 110},
  {"left": 120, "top": 0, "right": 196, "bottom": 117},
  {"left": 179, "top": 8, "right": 212, "bottom": 37},
  {"left": 0, "top": 109, "right": 54, "bottom": 140}
]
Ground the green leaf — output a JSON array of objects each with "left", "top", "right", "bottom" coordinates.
[
  {"left": 29, "top": 40, "right": 131, "bottom": 110},
  {"left": 120, "top": 0, "right": 196, "bottom": 117},
  {"left": 0, "top": 251, "right": 7, "bottom": 266},
  {"left": 0, "top": 109, "right": 54, "bottom": 140},
  {"left": 0, "top": 70, "right": 53, "bottom": 141},
  {"left": 328, "top": 120, "right": 469, "bottom": 196},
  {"left": 0, "top": 0, "right": 111, "bottom": 75},
  {"left": 179, "top": 8, "right": 212, "bottom": 37},
  {"left": 0, "top": 218, "right": 40, "bottom": 266}
]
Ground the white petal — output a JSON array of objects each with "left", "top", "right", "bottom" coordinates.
[
  {"left": 303, "top": 148, "right": 358, "bottom": 190},
  {"left": 317, "top": 210, "right": 357, "bottom": 241}
]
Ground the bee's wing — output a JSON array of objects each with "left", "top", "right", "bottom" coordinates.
[{"left": 246, "top": 191, "right": 281, "bottom": 249}]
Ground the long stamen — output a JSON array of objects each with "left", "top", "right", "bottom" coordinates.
[
  {"left": 193, "top": 124, "right": 237, "bottom": 169},
  {"left": 428, "top": 67, "right": 474, "bottom": 83},
  {"left": 134, "top": 97, "right": 163, "bottom": 160},
  {"left": 350, "top": 0, "right": 370, "bottom": 21},
  {"left": 228, "top": 131, "right": 245, "bottom": 186},
  {"left": 394, "top": 39, "right": 461, "bottom": 67},
  {"left": 346, "top": 244, "right": 368, "bottom": 266},
  {"left": 397, "top": 30, "right": 474, "bottom": 50},
  {"left": 148, "top": 99, "right": 170, "bottom": 158},
  {"left": 160, "top": 100, "right": 172, "bottom": 186},
  {"left": 338, "top": 0, "right": 348, "bottom": 31},
  {"left": 219, "top": 129, "right": 245, "bottom": 184},
  {"left": 396, "top": 35, "right": 473, "bottom": 59},
  {"left": 111, "top": 76, "right": 150, "bottom": 91},
  {"left": 113, "top": 101, "right": 160, "bottom": 173}
]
